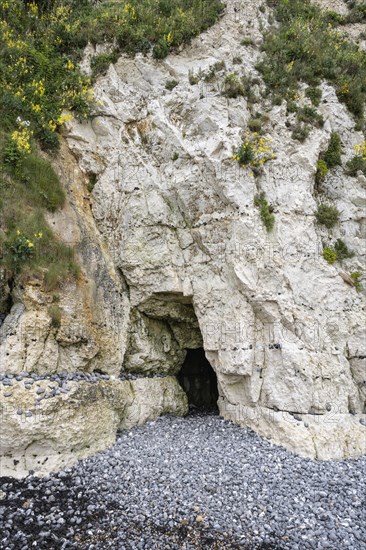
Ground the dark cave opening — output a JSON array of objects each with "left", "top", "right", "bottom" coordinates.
[{"left": 178, "top": 348, "right": 219, "bottom": 412}]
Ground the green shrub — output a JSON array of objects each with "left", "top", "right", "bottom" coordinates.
[
  {"left": 233, "top": 133, "right": 276, "bottom": 169},
  {"left": 165, "top": 79, "right": 179, "bottom": 91},
  {"left": 345, "top": 155, "right": 366, "bottom": 176},
  {"left": 188, "top": 70, "right": 200, "bottom": 85},
  {"left": 315, "top": 204, "right": 340, "bottom": 228},
  {"left": 286, "top": 101, "right": 298, "bottom": 114},
  {"left": 323, "top": 132, "right": 342, "bottom": 168},
  {"left": 48, "top": 305, "right": 62, "bottom": 329},
  {"left": 305, "top": 87, "right": 322, "bottom": 106},
  {"left": 291, "top": 124, "right": 310, "bottom": 142},
  {"left": 322, "top": 239, "right": 354, "bottom": 265},
  {"left": 254, "top": 192, "right": 275, "bottom": 232},
  {"left": 91, "top": 52, "right": 119, "bottom": 77},
  {"left": 6, "top": 232, "right": 37, "bottom": 272},
  {"left": 325, "top": 11, "right": 346, "bottom": 25},
  {"left": 334, "top": 239, "right": 354, "bottom": 261},
  {"left": 234, "top": 141, "right": 255, "bottom": 166},
  {"left": 213, "top": 61, "right": 226, "bottom": 71},
  {"left": 0, "top": 2, "right": 93, "bottom": 154},
  {"left": 223, "top": 74, "right": 245, "bottom": 98},
  {"left": 315, "top": 159, "right": 329, "bottom": 184},
  {"left": 247, "top": 118, "right": 262, "bottom": 133},
  {"left": 153, "top": 38, "right": 170, "bottom": 59},
  {"left": 203, "top": 61, "right": 226, "bottom": 82},
  {"left": 297, "top": 106, "right": 324, "bottom": 128},
  {"left": 4, "top": 139, "right": 23, "bottom": 167},
  {"left": 347, "top": 3, "right": 366, "bottom": 24},
  {"left": 323, "top": 246, "right": 337, "bottom": 264},
  {"left": 350, "top": 271, "right": 363, "bottom": 292},
  {"left": 241, "top": 37, "right": 255, "bottom": 46},
  {"left": 87, "top": 173, "right": 97, "bottom": 193},
  {"left": 241, "top": 75, "right": 260, "bottom": 104},
  {"left": 272, "top": 95, "right": 283, "bottom": 106},
  {"left": 248, "top": 113, "right": 270, "bottom": 133}
]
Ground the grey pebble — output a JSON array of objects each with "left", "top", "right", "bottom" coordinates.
[{"left": 2, "top": 412, "right": 365, "bottom": 549}]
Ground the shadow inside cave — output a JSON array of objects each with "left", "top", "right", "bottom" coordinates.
[{"left": 178, "top": 348, "right": 219, "bottom": 413}]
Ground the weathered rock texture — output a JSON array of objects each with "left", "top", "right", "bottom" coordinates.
[
  {"left": 1, "top": 0, "right": 365, "bottom": 476},
  {"left": 1, "top": 378, "right": 187, "bottom": 478}
]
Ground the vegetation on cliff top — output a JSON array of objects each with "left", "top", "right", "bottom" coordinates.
[
  {"left": 260, "top": 0, "right": 366, "bottom": 127},
  {"left": 0, "top": 0, "right": 224, "bottom": 293}
]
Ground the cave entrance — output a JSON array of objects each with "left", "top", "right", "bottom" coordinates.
[
  {"left": 127, "top": 293, "right": 220, "bottom": 413},
  {"left": 178, "top": 348, "right": 219, "bottom": 412}
]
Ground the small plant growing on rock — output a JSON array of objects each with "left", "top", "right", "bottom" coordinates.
[
  {"left": 346, "top": 155, "right": 366, "bottom": 176},
  {"left": 233, "top": 132, "right": 276, "bottom": 170},
  {"left": 297, "top": 106, "right": 324, "bottom": 128},
  {"left": 241, "top": 37, "right": 254, "bottom": 46},
  {"left": 223, "top": 74, "right": 245, "bottom": 98},
  {"left": 315, "top": 160, "right": 329, "bottom": 184},
  {"left": 165, "top": 79, "right": 179, "bottom": 91},
  {"left": 87, "top": 173, "right": 97, "bottom": 193},
  {"left": 345, "top": 140, "right": 366, "bottom": 176},
  {"left": 322, "top": 239, "right": 354, "bottom": 264},
  {"left": 91, "top": 52, "right": 119, "bottom": 77},
  {"left": 323, "top": 132, "right": 342, "bottom": 168},
  {"left": 48, "top": 305, "right": 62, "bottom": 329},
  {"left": 291, "top": 123, "right": 310, "bottom": 142},
  {"left": 286, "top": 101, "right": 298, "bottom": 114},
  {"left": 350, "top": 271, "right": 363, "bottom": 292},
  {"left": 305, "top": 86, "right": 322, "bottom": 106},
  {"left": 203, "top": 61, "right": 226, "bottom": 82},
  {"left": 334, "top": 239, "right": 354, "bottom": 262},
  {"left": 153, "top": 37, "right": 170, "bottom": 59},
  {"left": 347, "top": 3, "right": 366, "bottom": 24},
  {"left": 240, "top": 75, "right": 260, "bottom": 104},
  {"left": 315, "top": 204, "right": 340, "bottom": 228},
  {"left": 248, "top": 118, "right": 263, "bottom": 133},
  {"left": 323, "top": 246, "right": 337, "bottom": 264},
  {"left": 248, "top": 113, "right": 270, "bottom": 134},
  {"left": 4, "top": 120, "right": 33, "bottom": 167},
  {"left": 188, "top": 70, "right": 200, "bottom": 85},
  {"left": 254, "top": 192, "right": 275, "bottom": 232},
  {"left": 8, "top": 232, "right": 35, "bottom": 268},
  {"left": 6, "top": 230, "right": 44, "bottom": 272}
]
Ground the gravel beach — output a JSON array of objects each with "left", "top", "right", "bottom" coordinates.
[{"left": 1, "top": 411, "right": 365, "bottom": 550}]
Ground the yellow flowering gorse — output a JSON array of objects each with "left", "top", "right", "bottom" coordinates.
[
  {"left": 354, "top": 140, "right": 366, "bottom": 160},
  {"left": 233, "top": 132, "right": 277, "bottom": 171},
  {"left": 11, "top": 126, "right": 32, "bottom": 155}
]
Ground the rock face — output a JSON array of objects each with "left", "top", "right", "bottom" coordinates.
[
  {"left": 1, "top": 0, "right": 365, "bottom": 476},
  {"left": 0, "top": 377, "right": 187, "bottom": 478}
]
